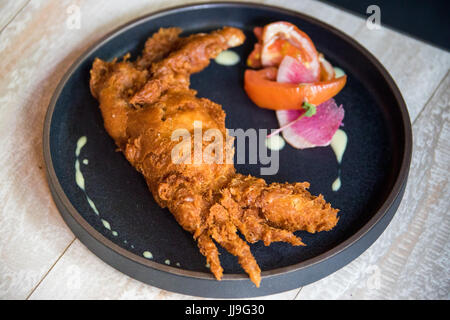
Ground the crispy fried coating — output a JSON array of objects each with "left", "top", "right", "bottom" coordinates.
[
  {"left": 89, "top": 27, "right": 339, "bottom": 287},
  {"left": 135, "top": 27, "right": 183, "bottom": 70}
]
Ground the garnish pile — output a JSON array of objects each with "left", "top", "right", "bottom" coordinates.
[{"left": 244, "top": 22, "right": 346, "bottom": 149}]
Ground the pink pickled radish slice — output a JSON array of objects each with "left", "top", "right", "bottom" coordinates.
[
  {"left": 276, "top": 55, "right": 317, "bottom": 84},
  {"left": 276, "top": 99, "right": 344, "bottom": 149}
]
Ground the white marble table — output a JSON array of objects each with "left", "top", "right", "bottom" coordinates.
[{"left": 0, "top": 0, "right": 448, "bottom": 300}]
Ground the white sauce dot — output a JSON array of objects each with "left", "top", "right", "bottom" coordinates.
[
  {"left": 265, "top": 135, "right": 285, "bottom": 151},
  {"left": 330, "top": 129, "right": 347, "bottom": 164},
  {"left": 75, "top": 136, "right": 87, "bottom": 157},
  {"left": 330, "top": 129, "right": 347, "bottom": 192},
  {"left": 75, "top": 160, "right": 85, "bottom": 190},
  {"left": 86, "top": 196, "right": 99, "bottom": 215},
  {"left": 101, "top": 219, "right": 111, "bottom": 230},
  {"left": 75, "top": 137, "right": 87, "bottom": 190},
  {"left": 332, "top": 176, "right": 342, "bottom": 192},
  {"left": 214, "top": 50, "right": 240, "bottom": 66},
  {"left": 143, "top": 251, "right": 153, "bottom": 259},
  {"left": 334, "top": 67, "right": 346, "bottom": 78}
]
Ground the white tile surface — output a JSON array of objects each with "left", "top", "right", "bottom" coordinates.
[{"left": 0, "top": 0, "right": 448, "bottom": 300}]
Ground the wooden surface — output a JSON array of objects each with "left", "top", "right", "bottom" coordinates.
[{"left": 0, "top": 0, "right": 448, "bottom": 300}]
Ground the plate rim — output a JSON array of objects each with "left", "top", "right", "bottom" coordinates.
[{"left": 43, "top": 1, "right": 412, "bottom": 289}]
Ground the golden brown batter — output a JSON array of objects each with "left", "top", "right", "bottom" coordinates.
[{"left": 89, "top": 27, "right": 339, "bottom": 287}]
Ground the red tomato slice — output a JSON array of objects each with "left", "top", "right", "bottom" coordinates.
[
  {"left": 253, "top": 26, "right": 263, "bottom": 42},
  {"left": 247, "top": 27, "right": 263, "bottom": 68},
  {"left": 260, "top": 21, "right": 320, "bottom": 81},
  {"left": 244, "top": 67, "right": 347, "bottom": 110},
  {"left": 247, "top": 43, "right": 262, "bottom": 68}
]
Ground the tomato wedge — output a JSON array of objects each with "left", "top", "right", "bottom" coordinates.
[
  {"left": 244, "top": 67, "right": 347, "bottom": 110},
  {"left": 253, "top": 26, "right": 263, "bottom": 42},
  {"left": 261, "top": 22, "right": 320, "bottom": 81},
  {"left": 247, "top": 43, "right": 262, "bottom": 68}
]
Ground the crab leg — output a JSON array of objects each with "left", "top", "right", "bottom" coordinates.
[
  {"left": 130, "top": 27, "right": 245, "bottom": 106},
  {"left": 207, "top": 204, "right": 262, "bottom": 287},
  {"left": 225, "top": 174, "right": 339, "bottom": 234}
]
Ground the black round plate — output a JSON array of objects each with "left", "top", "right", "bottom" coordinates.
[{"left": 43, "top": 2, "right": 412, "bottom": 298}]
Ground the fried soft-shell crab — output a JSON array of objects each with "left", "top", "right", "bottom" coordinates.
[{"left": 89, "top": 27, "right": 339, "bottom": 287}]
